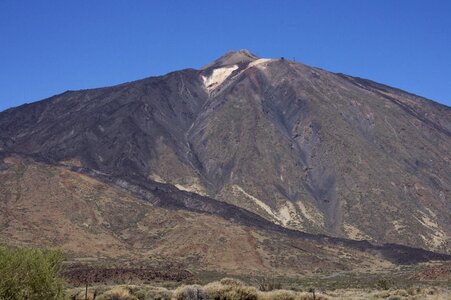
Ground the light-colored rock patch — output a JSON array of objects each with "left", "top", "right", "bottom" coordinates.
[
  {"left": 247, "top": 58, "right": 273, "bottom": 69},
  {"left": 416, "top": 210, "right": 446, "bottom": 249},
  {"left": 297, "top": 200, "right": 324, "bottom": 226},
  {"left": 202, "top": 65, "right": 238, "bottom": 92},
  {"left": 174, "top": 183, "right": 208, "bottom": 196},
  {"left": 277, "top": 201, "right": 301, "bottom": 227},
  {"left": 148, "top": 173, "right": 166, "bottom": 184},
  {"left": 232, "top": 185, "right": 277, "bottom": 220},
  {"left": 231, "top": 185, "right": 305, "bottom": 228},
  {"left": 343, "top": 223, "right": 371, "bottom": 240},
  {"left": 392, "top": 220, "right": 405, "bottom": 232}
]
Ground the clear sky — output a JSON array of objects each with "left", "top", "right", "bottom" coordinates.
[{"left": 1, "top": 0, "right": 450, "bottom": 112}]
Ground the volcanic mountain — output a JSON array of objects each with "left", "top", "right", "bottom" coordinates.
[{"left": 0, "top": 50, "right": 449, "bottom": 274}]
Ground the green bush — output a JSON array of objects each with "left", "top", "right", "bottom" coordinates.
[{"left": 0, "top": 245, "right": 65, "bottom": 300}]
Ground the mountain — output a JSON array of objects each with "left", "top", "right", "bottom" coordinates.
[{"left": 0, "top": 50, "right": 450, "bottom": 272}]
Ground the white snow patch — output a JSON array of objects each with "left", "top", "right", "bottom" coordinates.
[{"left": 202, "top": 65, "right": 238, "bottom": 92}]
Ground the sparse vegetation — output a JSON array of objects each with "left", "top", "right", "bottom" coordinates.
[
  {"left": 375, "top": 278, "right": 395, "bottom": 290},
  {"left": 204, "top": 281, "right": 259, "bottom": 300},
  {"left": 64, "top": 278, "right": 451, "bottom": 300},
  {"left": 173, "top": 285, "right": 206, "bottom": 300},
  {"left": 96, "top": 286, "right": 138, "bottom": 300},
  {"left": 0, "top": 243, "right": 448, "bottom": 300},
  {"left": 253, "top": 277, "right": 283, "bottom": 292},
  {"left": 136, "top": 286, "right": 172, "bottom": 300},
  {"left": 67, "top": 280, "right": 333, "bottom": 300},
  {"left": 0, "top": 245, "right": 65, "bottom": 300}
]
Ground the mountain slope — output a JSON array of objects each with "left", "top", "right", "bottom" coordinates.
[
  {"left": 0, "top": 155, "right": 448, "bottom": 276},
  {"left": 0, "top": 50, "right": 449, "bottom": 254}
]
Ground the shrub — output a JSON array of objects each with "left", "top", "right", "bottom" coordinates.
[
  {"left": 393, "top": 289, "right": 408, "bottom": 297},
  {"left": 374, "top": 291, "right": 390, "bottom": 298},
  {"left": 138, "top": 286, "right": 172, "bottom": 300},
  {"left": 0, "top": 245, "right": 65, "bottom": 300},
  {"left": 173, "top": 284, "right": 206, "bottom": 300},
  {"left": 259, "top": 290, "right": 297, "bottom": 300},
  {"left": 423, "top": 288, "right": 435, "bottom": 295},
  {"left": 219, "top": 278, "right": 245, "bottom": 287},
  {"left": 204, "top": 281, "right": 258, "bottom": 300},
  {"left": 253, "top": 277, "right": 282, "bottom": 292},
  {"left": 96, "top": 286, "right": 138, "bottom": 300},
  {"left": 72, "top": 289, "right": 98, "bottom": 300},
  {"left": 258, "top": 289, "right": 329, "bottom": 300},
  {"left": 407, "top": 287, "right": 421, "bottom": 296},
  {"left": 375, "top": 278, "right": 394, "bottom": 290}
]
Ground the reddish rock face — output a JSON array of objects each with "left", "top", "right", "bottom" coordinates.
[{"left": 0, "top": 50, "right": 450, "bottom": 257}]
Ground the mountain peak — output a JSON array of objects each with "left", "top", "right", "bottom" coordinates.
[{"left": 201, "top": 49, "right": 259, "bottom": 70}]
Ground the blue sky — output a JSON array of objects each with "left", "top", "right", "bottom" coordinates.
[{"left": 1, "top": 0, "right": 450, "bottom": 112}]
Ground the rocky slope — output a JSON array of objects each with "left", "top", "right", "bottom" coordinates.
[
  {"left": 0, "top": 155, "right": 448, "bottom": 276},
  {"left": 0, "top": 50, "right": 449, "bottom": 255}
]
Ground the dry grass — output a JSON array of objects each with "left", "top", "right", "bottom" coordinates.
[
  {"left": 96, "top": 286, "right": 138, "bottom": 300},
  {"left": 258, "top": 289, "right": 329, "bottom": 300},
  {"left": 173, "top": 285, "right": 205, "bottom": 300},
  {"left": 70, "top": 286, "right": 138, "bottom": 300},
  {"left": 134, "top": 286, "right": 172, "bottom": 300},
  {"left": 325, "top": 286, "right": 450, "bottom": 299},
  {"left": 204, "top": 281, "right": 259, "bottom": 300},
  {"left": 66, "top": 279, "right": 450, "bottom": 300},
  {"left": 220, "top": 278, "right": 247, "bottom": 287}
]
